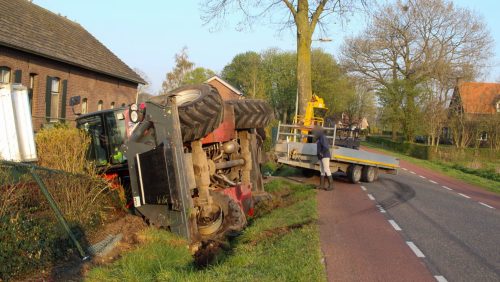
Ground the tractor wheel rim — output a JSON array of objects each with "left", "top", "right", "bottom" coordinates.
[
  {"left": 175, "top": 89, "right": 201, "bottom": 106},
  {"left": 197, "top": 206, "right": 223, "bottom": 236}
]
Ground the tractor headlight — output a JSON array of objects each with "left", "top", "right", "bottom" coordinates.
[{"left": 130, "top": 110, "right": 139, "bottom": 123}]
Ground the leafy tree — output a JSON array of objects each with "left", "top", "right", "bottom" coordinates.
[
  {"left": 202, "top": 0, "right": 365, "bottom": 116},
  {"left": 222, "top": 48, "right": 358, "bottom": 123},
  {"left": 261, "top": 49, "right": 297, "bottom": 122},
  {"left": 182, "top": 67, "right": 216, "bottom": 85},
  {"left": 311, "top": 49, "right": 355, "bottom": 115},
  {"left": 161, "top": 47, "right": 194, "bottom": 94},
  {"left": 341, "top": 0, "right": 493, "bottom": 141},
  {"left": 222, "top": 51, "right": 264, "bottom": 98}
]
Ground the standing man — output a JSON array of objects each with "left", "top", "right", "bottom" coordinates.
[{"left": 313, "top": 126, "right": 333, "bottom": 191}]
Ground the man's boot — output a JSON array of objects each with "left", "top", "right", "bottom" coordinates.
[
  {"left": 326, "top": 175, "right": 334, "bottom": 191},
  {"left": 317, "top": 175, "right": 325, "bottom": 189}
]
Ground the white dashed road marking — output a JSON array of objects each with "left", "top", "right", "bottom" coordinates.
[
  {"left": 367, "top": 194, "right": 375, "bottom": 201},
  {"left": 458, "top": 193, "right": 471, "bottom": 199},
  {"left": 419, "top": 175, "right": 426, "bottom": 179},
  {"left": 479, "top": 202, "right": 495, "bottom": 209},
  {"left": 410, "top": 171, "right": 416, "bottom": 174},
  {"left": 360, "top": 185, "right": 367, "bottom": 191},
  {"left": 406, "top": 241, "right": 426, "bottom": 258},
  {"left": 442, "top": 185, "right": 453, "bottom": 191},
  {"left": 402, "top": 167, "right": 407, "bottom": 171},
  {"left": 429, "top": 180, "right": 438, "bottom": 184},
  {"left": 434, "top": 275, "right": 448, "bottom": 282},
  {"left": 388, "top": 220, "right": 402, "bottom": 231},
  {"left": 376, "top": 204, "right": 386, "bottom": 213}
]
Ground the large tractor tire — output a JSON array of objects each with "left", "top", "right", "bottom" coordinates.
[
  {"left": 227, "top": 99, "right": 273, "bottom": 129},
  {"left": 152, "top": 84, "right": 224, "bottom": 143}
]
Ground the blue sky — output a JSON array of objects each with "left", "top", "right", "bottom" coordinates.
[{"left": 34, "top": 0, "right": 500, "bottom": 92}]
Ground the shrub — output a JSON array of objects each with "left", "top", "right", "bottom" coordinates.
[
  {"left": 35, "top": 124, "right": 93, "bottom": 173},
  {"left": 0, "top": 126, "right": 122, "bottom": 279},
  {"left": 366, "top": 136, "right": 431, "bottom": 160}
]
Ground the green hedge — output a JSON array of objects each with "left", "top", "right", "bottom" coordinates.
[
  {"left": 365, "top": 136, "right": 500, "bottom": 163},
  {"left": 0, "top": 214, "right": 77, "bottom": 280},
  {"left": 366, "top": 136, "right": 432, "bottom": 160},
  {"left": 451, "top": 165, "right": 500, "bottom": 182}
]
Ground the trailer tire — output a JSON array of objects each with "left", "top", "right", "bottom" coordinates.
[
  {"left": 227, "top": 99, "right": 273, "bottom": 129},
  {"left": 361, "top": 166, "right": 376, "bottom": 183},
  {"left": 152, "top": 84, "right": 224, "bottom": 142},
  {"left": 347, "top": 164, "right": 362, "bottom": 183}
]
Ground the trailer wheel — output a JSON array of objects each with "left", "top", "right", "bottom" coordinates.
[
  {"left": 152, "top": 84, "right": 224, "bottom": 142},
  {"left": 347, "top": 164, "right": 362, "bottom": 183},
  {"left": 361, "top": 166, "right": 376, "bottom": 183},
  {"left": 227, "top": 99, "right": 273, "bottom": 129}
]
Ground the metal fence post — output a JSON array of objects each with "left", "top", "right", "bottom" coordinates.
[{"left": 28, "top": 167, "right": 89, "bottom": 260}]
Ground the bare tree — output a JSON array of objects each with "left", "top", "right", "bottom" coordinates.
[
  {"left": 133, "top": 68, "right": 152, "bottom": 94},
  {"left": 341, "top": 0, "right": 493, "bottom": 141},
  {"left": 161, "top": 47, "right": 194, "bottom": 94},
  {"left": 202, "top": 0, "right": 365, "bottom": 115}
]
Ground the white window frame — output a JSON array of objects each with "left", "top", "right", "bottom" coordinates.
[
  {"left": 81, "top": 98, "right": 88, "bottom": 114},
  {"left": 0, "top": 66, "right": 11, "bottom": 83},
  {"left": 50, "top": 77, "right": 60, "bottom": 122}
]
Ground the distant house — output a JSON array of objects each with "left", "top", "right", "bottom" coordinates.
[
  {"left": 206, "top": 76, "right": 243, "bottom": 101},
  {"left": 448, "top": 81, "right": 500, "bottom": 143},
  {"left": 449, "top": 81, "right": 500, "bottom": 116},
  {"left": 0, "top": 0, "right": 144, "bottom": 129}
]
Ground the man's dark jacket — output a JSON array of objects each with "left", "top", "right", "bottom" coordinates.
[{"left": 316, "top": 133, "right": 331, "bottom": 159}]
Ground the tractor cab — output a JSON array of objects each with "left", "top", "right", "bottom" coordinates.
[{"left": 75, "top": 108, "right": 128, "bottom": 168}]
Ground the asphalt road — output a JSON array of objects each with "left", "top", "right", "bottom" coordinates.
[
  {"left": 310, "top": 150, "right": 500, "bottom": 282},
  {"left": 363, "top": 161, "right": 500, "bottom": 281}
]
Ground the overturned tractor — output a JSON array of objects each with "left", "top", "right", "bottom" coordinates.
[{"left": 119, "top": 84, "right": 272, "bottom": 242}]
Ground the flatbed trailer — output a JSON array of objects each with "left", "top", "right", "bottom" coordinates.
[{"left": 274, "top": 123, "right": 399, "bottom": 183}]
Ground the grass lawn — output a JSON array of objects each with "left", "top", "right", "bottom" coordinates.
[
  {"left": 362, "top": 142, "right": 500, "bottom": 194},
  {"left": 86, "top": 179, "right": 326, "bottom": 282}
]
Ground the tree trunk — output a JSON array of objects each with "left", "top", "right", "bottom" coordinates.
[
  {"left": 282, "top": 111, "right": 288, "bottom": 124},
  {"left": 296, "top": 15, "right": 312, "bottom": 116},
  {"left": 391, "top": 122, "right": 397, "bottom": 141}
]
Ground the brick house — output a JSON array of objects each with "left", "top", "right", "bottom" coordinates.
[
  {"left": 447, "top": 81, "right": 500, "bottom": 144},
  {"left": 0, "top": 0, "right": 144, "bottom": 129},
  {"left": 206, "top": 76, "right": 243, "bottom": 100},
  {"left": 449, "top": 81, "right": 500, "bottom": 115}
]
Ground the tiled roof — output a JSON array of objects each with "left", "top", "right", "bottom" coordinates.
[
  {"left": 0, "top": 0, "right": 145, "bottom": 84},
  {"left": 458, "top": 82, "right": 500, "bottom": 114}
]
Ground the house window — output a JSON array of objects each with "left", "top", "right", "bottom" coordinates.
[
  {"left": 97, "top": 100, "right": 103, "bottom": 111},
  {"left": 110, "top": 102, "right": 115, "bottom": 109},
  {"left": 50, "top": 77, "right": 60, "bottom": 122},
  {"left": 0, "top": 66, "right": 11, "bottom": 83},
  {"left": 81, "top": 98, "right": 88, "bottom": 114},
  {"left": 28, "top": 73, "right": 37, "bottom": 112},
  {"left": 480, "top": 131, "right": 488, "bottom": 141}
]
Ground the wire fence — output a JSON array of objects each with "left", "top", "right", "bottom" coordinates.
[{"left": 0, "top": 160, "right": 123, "bottom": 280}]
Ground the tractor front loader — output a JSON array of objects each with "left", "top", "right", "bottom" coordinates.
[{"left": 122, "top": 84, "right": 273, "bottom": 242}]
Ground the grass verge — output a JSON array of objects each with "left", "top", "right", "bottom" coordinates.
[
  {"left": 362, "top": 142, "right": 500, "bottom": 194},
  {"left": 86, "top": 179, "right": 326, "bottom": 282}
]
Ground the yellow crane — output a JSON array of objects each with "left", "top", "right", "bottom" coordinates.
[{"left": 294, "top": 94, "right": 328, "bottom": 128}]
